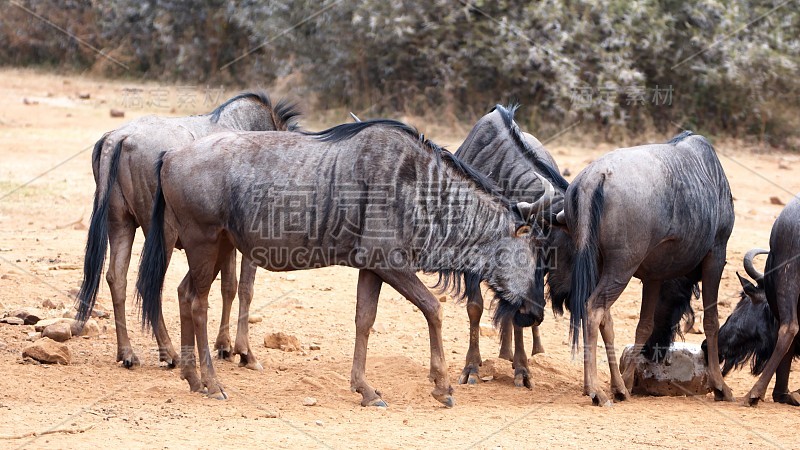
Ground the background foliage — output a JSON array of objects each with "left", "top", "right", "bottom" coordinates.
[{"left": 1, "top": 0, "right": 798, "bottom": 146}]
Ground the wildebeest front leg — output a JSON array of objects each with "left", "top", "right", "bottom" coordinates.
[
  {"left": 700, "top": 247, "right": 734, "bottom": 402},
  {"left": 771, "top": 350, "right": 800, "bottom": 406},
  {"left": 744, "top": 278, "right": 798, "bottom": 406},
  {"left": 233, "top": 255, "right": 262, "bottom": 370},
  {"left": 177, "top": 272, "right": 202, "bottom": 392},
  {"left": 512, "top": 324, "right": 532, "bottom": 389},
  {"left": 106, "top": 217, "right": 140, "bottom": 368},
  {"left": 214, "top": 251, "right": 238, "bottom": 361},
  {"left": 531, "top": 325, "right": 545, "bottom": 356},
  {"left": 378, "top": 269, "right": 454, "bottom": 407},
  {"left": 459, "top": 286, "right": 483, "bottom": 385},
  {"left": 599, "top": 310, "right": 628, "bottom": 401},
  {"left": 350, "top": 269, "right": 386, "bottom": 407}
]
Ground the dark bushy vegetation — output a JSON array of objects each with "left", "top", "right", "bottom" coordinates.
[{"left": 2, "top": 0, "right": 798, "bottom": 146}]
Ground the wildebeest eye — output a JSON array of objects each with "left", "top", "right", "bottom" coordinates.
[{"left": 515, "top": 224, "right": 532, "bottom": 237}]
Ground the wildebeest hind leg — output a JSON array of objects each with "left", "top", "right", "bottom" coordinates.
[
  {"left": 584, "top": 276, "right": 629, "bottom": 407},
  {"left": 700, "top": 247, "right": 734, "bottom": 402},
  {"left": 378, "top": 269, "right": 454, "bottom": 407},
  {"left": 459, "top": 287, "right": 483, "bottom": 385},
  {"left": 106, "top": 217, "right": 139, "bottom": 368},
  {"left": 177, "top": 272, "right": 202, "bottom": 392},
  {"left": 214, "top": 251, "right": 238, "bottom": 361},
  {"left": 233, "top": 255, "right": 262, "bottom": 370},
  {"left": 187, "top": 242, "right": 229, "bottom": 400},
  {"left": 771, "top": 350, "right": 800, "bottom": 406},
  {"left": 620, "top": 280, "right": 660, "bottom": 394},
  {"left": 512, "top": 324, "right": 531, "bottom": 389},
  {"left": 600, "top": 310, "right": 628, "bottom": 401},
  {"left": 350, "top": 269, "right": 386, "bottom": 407}
]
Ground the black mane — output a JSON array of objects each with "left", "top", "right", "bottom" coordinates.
[
  {"left": 274, "top": 98, "right": 302, "bottom": 131},
  {"left": 209, "top": 91, "right": 274, "bottom": 123},
  {"left": 307, "top": 119, "right": 509, "bottom": 204},
  {"left": 491, "top": 104, "right": 570, "bottom": 192},
  {"left": 667, "top": 130, "right": 695, "bottom": 144}
]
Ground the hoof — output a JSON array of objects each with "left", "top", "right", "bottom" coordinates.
[
  {"left": 366, "top": 398, "right": 388, "bottom": 408},
  {"left": 217, "top": 349, "right": 232, "bottom": 361},
  {"left": 207, "top": 389, "right": 228, "bottom": 400},
  {"left": 440, "top": 396, "right": 455, "bottom": 408},
  {"left": 458, "top": 368, "right": 480, "bottom": 385},
  {"left": 773, "top": 391, "right": 800, "bottom": 406},
  {"left": 514, "top": 372, "right": 532, "bottom": 390},
  {"left": 238, "top": 353, "right": 264, "bottom": 371},
  {"left": 589, "top": 391, "right": 611, "bottom": 407},
  {"left": 714, "top": 385, "right": 734, "bottom": 402}
]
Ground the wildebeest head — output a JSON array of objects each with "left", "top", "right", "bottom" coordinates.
[
  {"left": 705, "top": 249, "right": 777, "bottom": 376},
  {"left": 487, "top": 174, "right": 557, "bottom": 328}
]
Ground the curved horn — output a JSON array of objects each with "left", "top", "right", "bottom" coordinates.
[
  {"left": 556, "top": 210, "right": 566, "bottom": 225},
  {"left": 743, "top": 248, "right": 769, "bottom": 282},
  {"left": 349, "top": 112, "right": 362, "bottom": 122},
  {"left": 530, "top": 173, "right": 556, "bottom": 214}
]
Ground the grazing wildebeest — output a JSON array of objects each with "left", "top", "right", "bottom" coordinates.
[
  {"left": 554, "top": 131, "right": 734, "bottom": 406},
  {"left": 76, "top": 92, "right": 299, "bottom": 369},
  {"left": 135, "top": 120, "right": 553, "bottom": 405},
  {"left": 456, "top": 105, "right": 697, "bottom": 390},
  {"left": 712, "top": 196, "right": 800, "bottom": 406},
  {"left": 454, "top": 104, "right": 568, "bottom": 387}
]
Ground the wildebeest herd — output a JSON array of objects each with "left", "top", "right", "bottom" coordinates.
[{"left": 75, "top": 91, "right": 799, "bottom": 408}]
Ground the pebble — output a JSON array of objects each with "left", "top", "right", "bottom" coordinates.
[
  {"left": 247, "top": 314, "right": 263, "bottom": 324},
  {"left": 22, "top": 337, "right": 71, "bottom": 364},
  {"left": 41, "top": 298, "right": 63, "bottom": 309},
  {"left": 315, "top": 420, "right": 324, "bottom": 426},
  {"left": 0, "top": 317, "right": 24, "bottom": 325},
  {"left": 303, "top": 397, "right": 317, "bottom": 406},
  {"left": 479, "top": 323, "right": 497, "bottom": 338},
  {"left": 309, "top": 343, "right": 321, "bottom": 350},
  {"left": 264, "top": 332, "right": 301, "bottom": 352},
  {"left": 43, "top": 322, "right": 72, "bottom": 342},
  {"left": 285, "top": 274, "right": 297, "bottom": 281},
  {"left": 438, "top": 295, "right": 447, "bottom": 303}
]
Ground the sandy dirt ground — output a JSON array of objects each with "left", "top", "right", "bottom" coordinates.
[{"left": 0, "top": 68, "right": 798, "bottom": 449}]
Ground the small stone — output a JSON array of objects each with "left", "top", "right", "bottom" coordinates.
[
  {"left": 770, "top": 196, "right": 785, "bottom": 206},
  {"left": 22, "top": 337, "right": 71, "bottom": 364},
  {"left": 562, "top": 168, "right": 572, "bottom": 177},
  {"left": 248, "top": 314, "right": 263, "bottom": 324},
  {"left": 278, "top": 365, "right": 288, "bottom": 371},
  {"left": 8, "top": 309, "right": 41, "bottom": 325},
  {"left": 78, "top": 92, "right": 91, "bottom": 99},
  {"left": 0, "top": 317, "right": 24, "bottom": 325},
  {"left": 438, "top": 295, "right": 447, "bottom": 303},
  {"left": 35, "top": 317, "right": 72, "bottom": 332},
  {"left": 315, "top": 420, "right": 323, "bottom": 426},
  {"left": 263, "top": 410, "right": 279, "bottom": 418},
  {"left": 43, "top": 322, "right": 72, "bottom": 342},
  {"left": 75, "top": 319, "right": 100, "bottom": 337},
  {"left": 309, "top": 343, "right": 321, "bottom": 350},
  {"left": 109, "top": 109, "right": 125, "bottom": 118},
  {"left": 303, "top": 397, "right": 317, "bottom": 406},
  {"left": 264, "top": 332, "right": 300, "bottom": 352},
  {"left": 778, "top": 160, "right": 791, "bottom": 170},
  {"left": 479, "top": 323, "right": 497, "bottom": 338},
  {"left": 285, "top": 274, "right": 297, "bottom": 281},
  {"left": 27, "top": 331, "right": 41, "bottom": 341},
  {"left": 41, "top": 298, "right": 63, "bottom": 309}
]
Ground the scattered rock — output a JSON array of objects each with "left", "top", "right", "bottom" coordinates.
[
  {"left": 43, "top": 322, "right": 72, "bottom": 342},
  {"left": 27, "top": 331, "right": 41, "bottom": 341},
  {"left": 770, "top": 196, "right": 785, "bottom": 206},
  {"left": 41, "top": 298, "right": 63, "bottom": 309},
  {"left": 285, "top": 274, "right": 297, "bottom": 281},
  {"left": 315, "top": 420, "right": 324, "bottom": 426},
  {"left": 109, "top": 109, "right": 125, "bottom": 118},
  {"left": 7, "top": 309, "right": 41, "bottom": 325},
  {"left": 438, "top": 295, "right": 447, "bottom": 303},
  {"left": 35, "top": 317, "right": 72, "bottom": 332},
  {"left": 778, "top": 160, "right": 791, "bottom": 170},
  {"left": 309, "top": 343, "right": 321, "bottom": 351},
  {"left": 75, "top": 319, "right": 100, "bottom": 337},
  {"left": 22, "top": 337, "right": 71, "bottom": 364},
  {"left": 302, "top": 397, "right": 317, "bottom": 406},
  {"left": 619, "top": 342, "right": 710, "bottom": 396},
  {"left": 479, "top": 323, "right": 497, "bottom": 338},
  {"left": 0, "top": 317, "right": 24, "bottom": 325},
  {"left": 262, "top": 410, "right": 280, "bottom": 418},
  {"left": 264, "top": 332, "right": 301, "bottom": 352},
  {"left": 78, "top": 92, "right": 91, "bottom": 100},
  {"left": 562, "top": 168, "right": 572, "bottom": 177},
  {"left": 247, "top": 314, "right": 263, "bottom": 324},
  {"left": 23, "top": 98, "right": 39, "bottom": 105},
  {"left": 478, "top": 358, "right": 513, "bottom": 381}
]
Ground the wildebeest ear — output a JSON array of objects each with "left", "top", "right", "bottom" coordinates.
[
  {"left": 515, "top": 224, "right": 532, "bottom": 237},
  {"left": 736, "top": 272, "right": 762, "bottom": 302}
]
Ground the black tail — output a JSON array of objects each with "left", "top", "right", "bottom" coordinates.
[
  {"left": 135, "top": 152, "right": 169, "bottom": 334},
  {"left": 642, "top": 276, "right": 697, "bottom": 361},
  {"left": 75, "top": 137, "right": 124, "bottom": 323},
  {"left": 567, "top": 177, "right": 605, "bottom": 352}
]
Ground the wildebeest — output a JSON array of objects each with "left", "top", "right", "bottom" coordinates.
[
  {"left": 454, "top": 104, "right": 568, "bottom": 387},
  {"left": 713, "top": 196, "right": 800, "bottom": 406},
  {"left": 134, "top": 119, "right": 552, "bottom": 405},
  {"left": 456, "top": 105, "right": 696, "bottom": 391},
  {"left": 554, "top": 131, "right": 734, "bottom": 406},
  {"left": 76, "top": 92, "right": 299, "bottom": 369}
]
